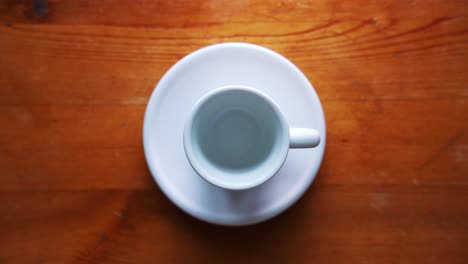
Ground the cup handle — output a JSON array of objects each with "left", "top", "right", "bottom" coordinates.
[{"left": 289, "top": 128, "right": 321, "bottom": 148}]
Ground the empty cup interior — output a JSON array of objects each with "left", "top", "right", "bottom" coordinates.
[{"left": 186, "top": 88, "right": 289, "bottom": 189}]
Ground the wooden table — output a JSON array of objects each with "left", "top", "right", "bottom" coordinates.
[{"left": 1, "top": 0, "right": 467, "bottom": 263}]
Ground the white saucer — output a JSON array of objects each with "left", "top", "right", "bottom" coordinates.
[{"left": 143, "top": 43, "right": 326, "bottom": 226}]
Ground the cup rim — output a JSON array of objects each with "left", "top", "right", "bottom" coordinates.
[{"left": 183, "top": 85, "right": 290, "bottom": 190}]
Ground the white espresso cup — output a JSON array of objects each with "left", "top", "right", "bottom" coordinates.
[{"left": 184, "top": 85, "right": 320, "bottom": 190}]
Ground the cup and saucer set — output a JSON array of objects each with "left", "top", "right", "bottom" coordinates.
[{"left": 143, "top": 43, "right": 325, "bottom": 226}]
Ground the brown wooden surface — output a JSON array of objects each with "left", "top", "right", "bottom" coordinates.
[{"left": 1, "top": 0, "right": 467, "bottom": 263}]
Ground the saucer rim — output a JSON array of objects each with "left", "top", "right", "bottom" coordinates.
[{"left": 143, "top": 42, "right": 326, "bottom": 226}]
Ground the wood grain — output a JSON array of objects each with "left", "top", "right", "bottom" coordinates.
[{"left": 1, "top": 0, "right": 467, "bottom": 263}]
